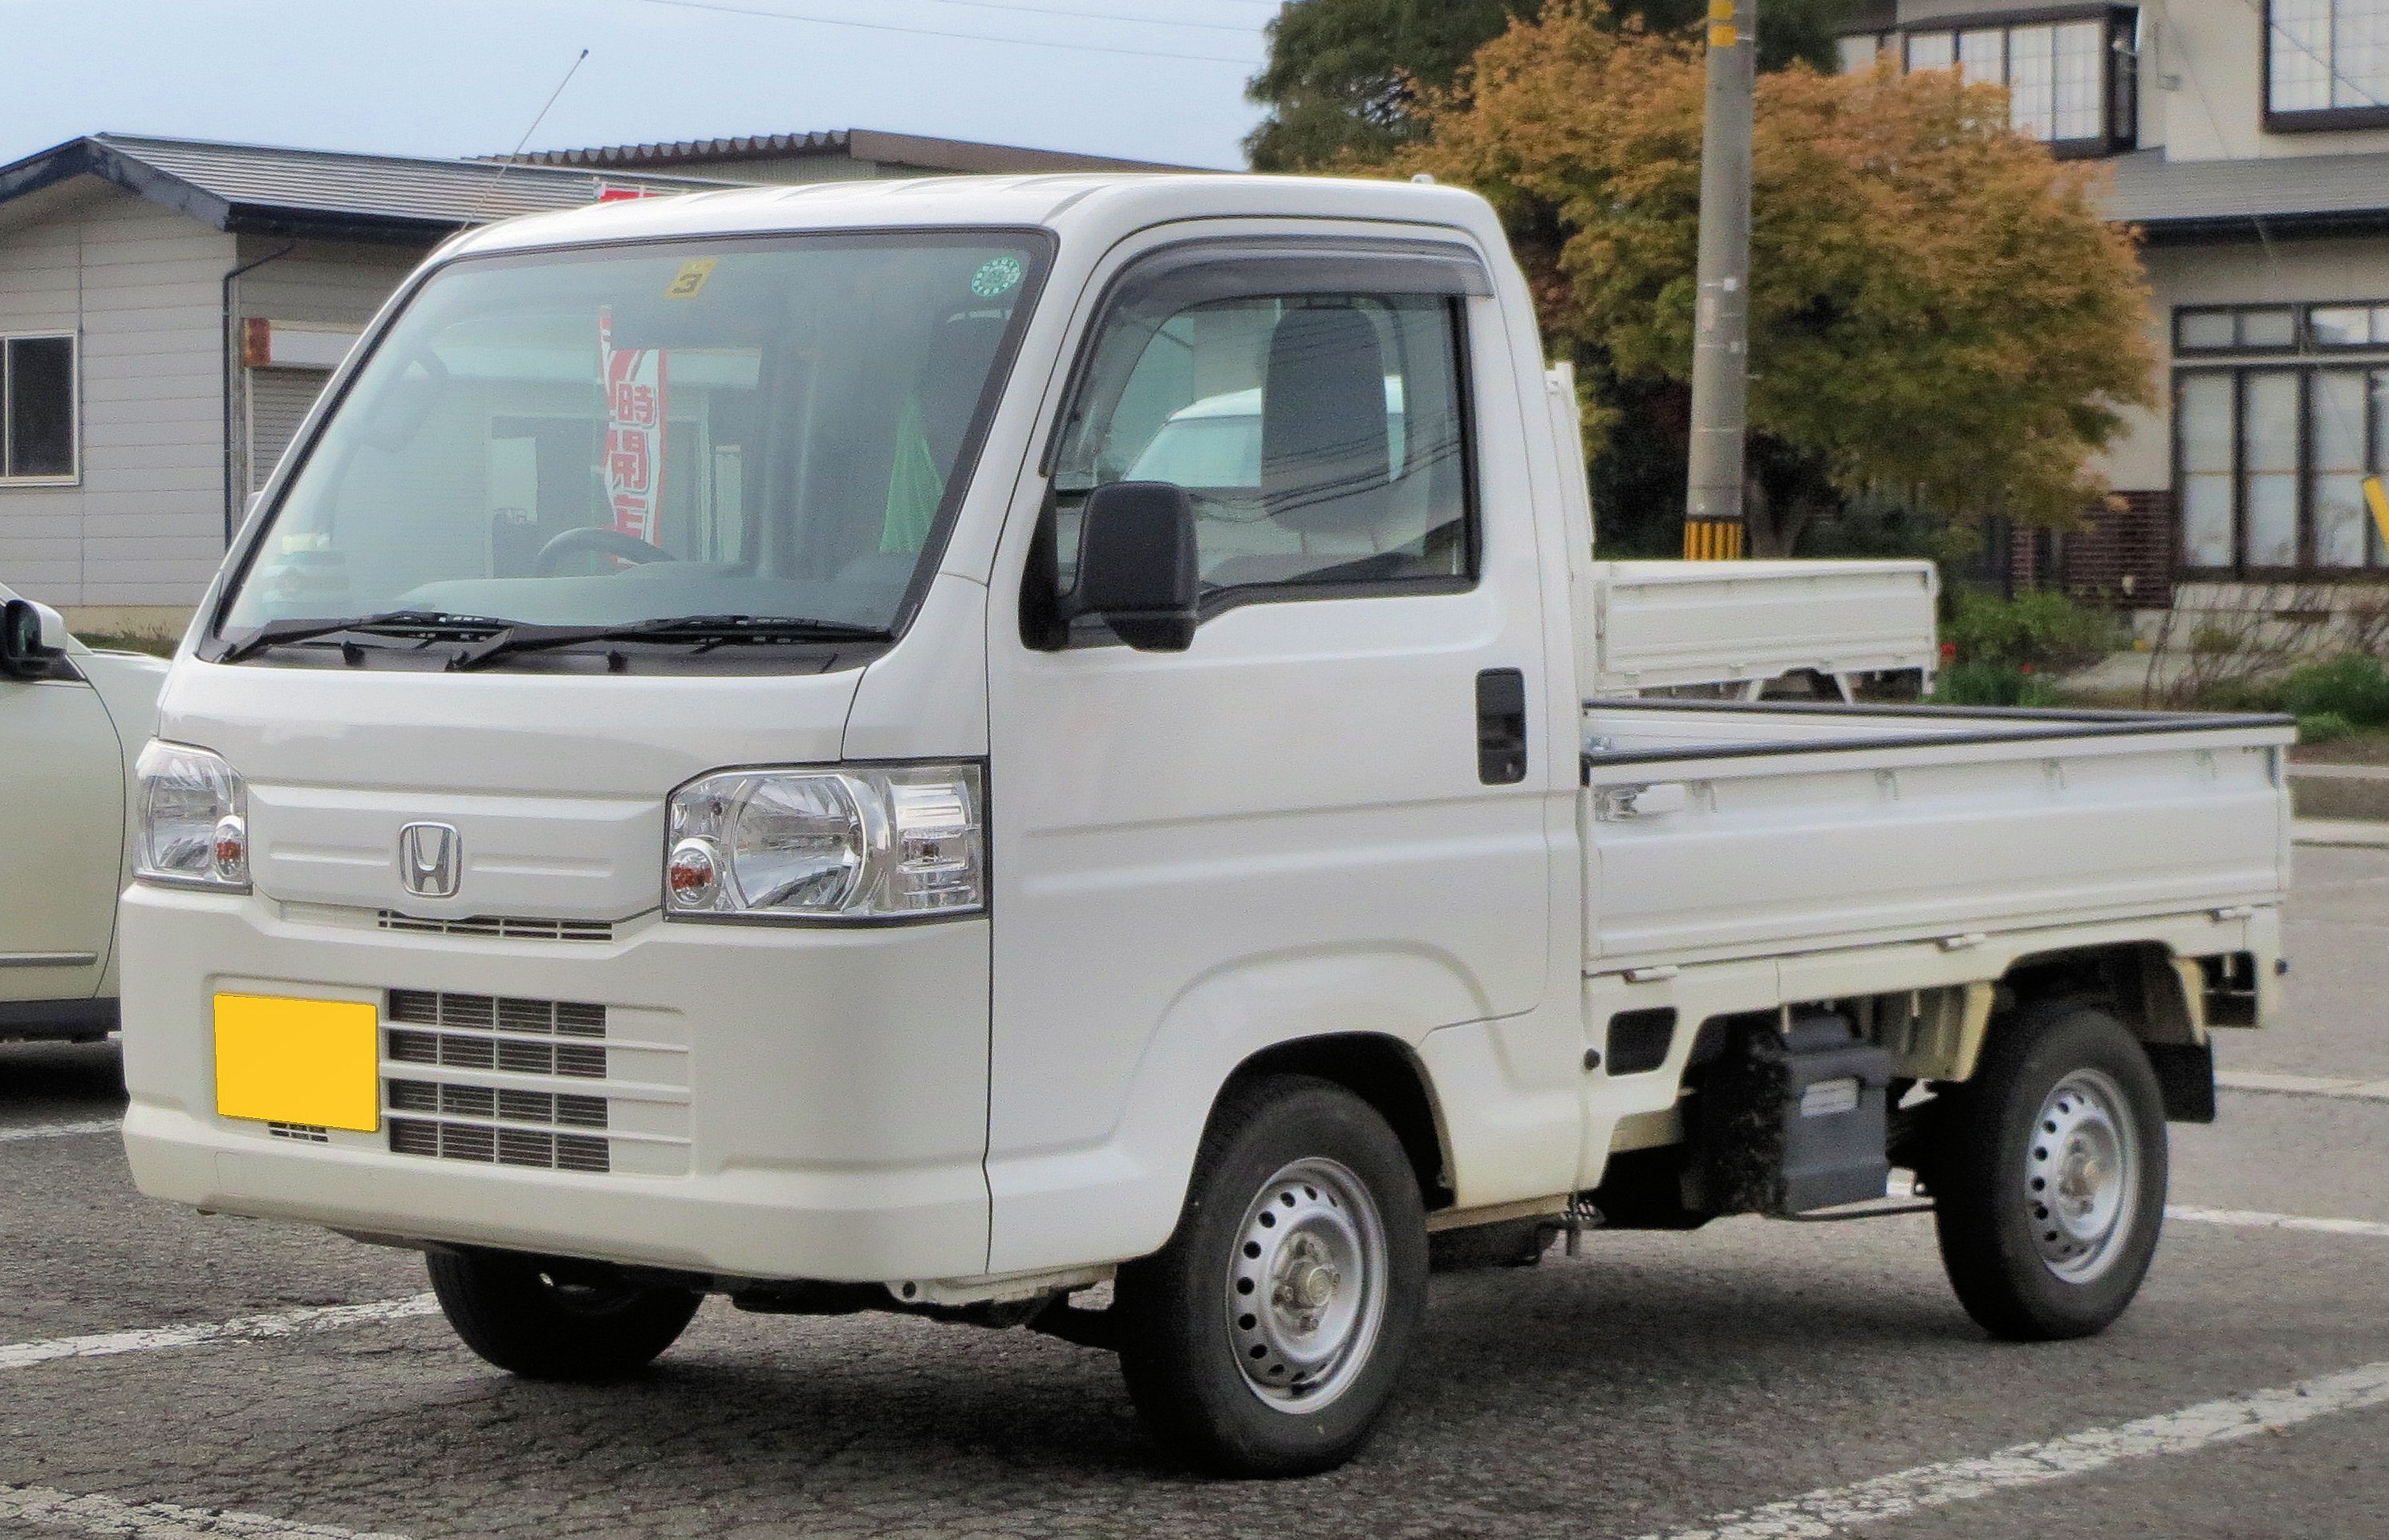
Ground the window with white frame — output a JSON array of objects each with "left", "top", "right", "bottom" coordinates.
[
  {"left": 1, "top": 332, "right": 76, "bottom": 481},
  {"left": 1841, "top": 10, "right": 2135, "bottom": 152},
  {"left": 2269, "top": 0, "right": 2389, "bottom": 122}
]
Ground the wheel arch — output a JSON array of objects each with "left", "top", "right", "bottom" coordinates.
[
  {"left": 1999, "top": 941, "right": 2201, "bottom": 1046},
  {"left": 1221, "top": 1033, "right": 1454, "bottom": 1213},
  {"left": 1992, "top": 942, "right": 2215, "bottom": 1123}
]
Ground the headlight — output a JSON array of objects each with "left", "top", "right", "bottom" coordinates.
[
  {"left": 664, "top": 763, "right": 984, "bottom": 922},
  {"left": 134, "top": 741, "right": 250, "bottom": 890}
]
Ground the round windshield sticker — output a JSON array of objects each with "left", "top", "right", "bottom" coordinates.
[{"left": 971, "top": 256, "right": 1024, "bottom": 298}]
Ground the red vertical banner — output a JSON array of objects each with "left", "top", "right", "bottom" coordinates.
[{"left": 597, "top": 307, "right": 667, "bottom": 544}]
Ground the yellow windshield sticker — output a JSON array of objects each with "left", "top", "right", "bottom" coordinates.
[{"left": 665, "top": 257, "right": 719, "bottom": 300}]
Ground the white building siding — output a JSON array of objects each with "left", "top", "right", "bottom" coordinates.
[
  {"left": 229, "top": 237, "right": 421, "bottom": 496},
  {"left": 0, "top": 176, "right": 234, "bottom": 610}
]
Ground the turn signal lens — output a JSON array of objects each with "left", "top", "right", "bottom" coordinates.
[{"left": 663, "top": 764, "right": 984, "bottom": 922}]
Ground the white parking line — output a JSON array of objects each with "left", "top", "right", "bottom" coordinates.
[
  {"left": 0, "top": 1117, "right": 120, "bottom": 1144},
  {"left": 2217, "top": 1070, "right": 2389, "bottom": 1103},
  {"left": 0, "top": 1482, "right": 409, "bottom": 1539},
  {"left": 0, "top": 1295, "right": 440, "bottom": 1372},
  {"left": 2168, "top": 1205, "right": 2389, "bottom": 1240},
  {"left": 1641, "top": 1360, "right": 2389, "bottom": 1540}
]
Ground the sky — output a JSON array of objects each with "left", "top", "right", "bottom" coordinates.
[{"left": 0, "top": 0, "right": 1277, "bottom": 172}]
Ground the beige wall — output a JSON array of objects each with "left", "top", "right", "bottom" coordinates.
[
  {"left": 2140, "top": 0, "right": 2389, "bottom": 161},
  {"left": 0, "top": 176, "right": 235, "bottom": 615}
]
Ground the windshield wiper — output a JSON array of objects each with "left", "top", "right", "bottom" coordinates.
[
  {"left": 444, "top": 614, "right": 893, "bottom": 671},
  {"left": 215, "top": 610, "right": 509, "bottom": 663}
]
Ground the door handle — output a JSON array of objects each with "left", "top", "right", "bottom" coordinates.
[{"left": 1475, "top": 668, "right": 1527, "bottom": 784}]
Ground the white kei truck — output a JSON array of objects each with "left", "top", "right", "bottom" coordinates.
[{"left": 103, "top": 174, "right": 2289, "bottom": 1477}]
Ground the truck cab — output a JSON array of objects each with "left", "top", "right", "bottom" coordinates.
[{"left": 120, "top": 175, "right": 2288, "bottom": 1475}]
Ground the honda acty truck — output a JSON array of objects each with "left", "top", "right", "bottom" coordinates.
[{"left": 121, "top": 174, "right": 2290, "bottom": 1475}]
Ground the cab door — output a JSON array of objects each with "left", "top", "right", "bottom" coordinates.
[
  {"left": 981, "top": 233, "right": 1561, "bottom": 1273},
  {"left": 1, "top": 656, "right": 122, "bottom": 1009}
]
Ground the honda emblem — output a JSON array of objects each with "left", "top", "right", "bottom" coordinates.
[{"left": 398, "top": 822, "right": 460, "bottom": 899}]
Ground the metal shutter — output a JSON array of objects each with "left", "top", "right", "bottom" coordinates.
[{"left": 246, "top": 367, "right": 332, "bottom": 492}]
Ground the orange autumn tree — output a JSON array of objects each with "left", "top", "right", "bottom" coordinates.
[{"left": 1397, "top": 6, "right": 2157, "bottom": 555}]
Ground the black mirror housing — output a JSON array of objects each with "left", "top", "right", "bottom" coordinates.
[
  {"left": 1068, "top": 480, "right": 1200, "bottom": 652},
  {"left": 0, "top": 598, "right": 64, "bottom": 680}
]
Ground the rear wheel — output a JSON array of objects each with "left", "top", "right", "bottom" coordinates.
[
  {"left": 427, "top": 1248, "right": 702, "bottom": 1380},
  {"left": 1929, "top": 1002, "right": 2168, "bottom": 1340},
  {"left": 1115, "top": 1075, "right": 1427, "bottom": 1476}
]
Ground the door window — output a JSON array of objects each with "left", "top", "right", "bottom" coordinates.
[{"left": 1052, "top": 288, "right": 1473, "bottom": 597}]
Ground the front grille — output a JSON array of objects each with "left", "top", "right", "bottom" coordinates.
[
  {"left": 267, "top": 1121, "right": 329, "bottom": 1143},
  {"left": 380, "top": 989, "right": 620, "bottom": 1173},
  {"left": 377, "top": 911, "right": 614, "bottom": 942}
]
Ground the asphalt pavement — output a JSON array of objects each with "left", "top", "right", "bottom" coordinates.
[{"left": 2, "top": 852, "right": 2384, "bottom": 1539}]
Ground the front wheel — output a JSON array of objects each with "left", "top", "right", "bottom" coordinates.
[
  {"left": 427, "top": 1248, "right": 703, "bottom": 1381},
  {"left": 1115, "top": 1075, "right": 1428, "bottom": 1477},
  {"left": 1929, "top": 1002, "right": 2169, "bottom": 1341}
]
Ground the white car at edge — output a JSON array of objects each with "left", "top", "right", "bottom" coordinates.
[{"left": 0, "top": 583, "right": 166, "bottom": 1044}]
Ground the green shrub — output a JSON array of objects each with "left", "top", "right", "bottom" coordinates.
[
  {"left": 1942, "top": 589, "right": 2120, "bottom": 674},
  {"left": 2192, "top": 675, "right": 2286, "bottom": 712},
  {"left": 2298, "top": 711, "right": 2356, "bottom": 744},
  {"left": 2278, "top": 653, "right": 2389, "bottom": 727},
  {"left": 1929, "top": 660, "right": 2063, "bottom": 707}
]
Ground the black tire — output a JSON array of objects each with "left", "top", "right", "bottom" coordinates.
[
  {"left": 426, "top": 1248, "right": 703, "bottom": 1381},
  {"left": 1115, "top": 1074, "right": 1428, "bottom": 1477},
  {"left": 1929, "top": 1001, "right": 2168, "bottom": 1341}
]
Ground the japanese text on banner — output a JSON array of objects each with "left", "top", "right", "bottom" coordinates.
[{"left": 598, "top": 307, "right": 667, "bottom": 543}]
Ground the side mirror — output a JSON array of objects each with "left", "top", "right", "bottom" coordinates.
[
  {"left": 1066, "top": 480, "right": 1200, "bottom": 652},
  {"left": 0, "top": 597, "right": 69, "bottom": 679}
]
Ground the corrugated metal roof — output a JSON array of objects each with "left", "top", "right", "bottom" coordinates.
[
  {"left": 99, "top": 133, "right": 730, "bottom": 223},
  {"left": 502, "top": 128, "right": 1186, "bottom": 175},
  {"left": 505, "top": 130, "right": 856, "bottom": 168},
  {"left": 2103, "top": 147, "right": 2389, "bottom": 237}
]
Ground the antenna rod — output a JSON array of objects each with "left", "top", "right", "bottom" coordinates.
[
  {"left": 473, "top": 47, "right": 592, "bottom": 225},
  {"left": 1683, "top": 1, "right": 1754, "bottom": 560}
]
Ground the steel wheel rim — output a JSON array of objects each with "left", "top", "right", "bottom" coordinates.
[
  {"left": 2023, "top": 1067, "right": 2140, "bottom": 1283},
  {"left": 1223, "top": 1157, "right": 1387, "bottom": 1412}
]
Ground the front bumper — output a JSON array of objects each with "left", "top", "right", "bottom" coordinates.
[{"left": 118, "top": 885, "right": 992, "bottom": 1283}]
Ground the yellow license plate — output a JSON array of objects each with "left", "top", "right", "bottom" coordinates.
[{"left": 213, "top": 994, "right": 380, "bottom": 1133}]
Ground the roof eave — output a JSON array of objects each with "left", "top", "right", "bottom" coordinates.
[
  {"left": 2129, "top": 209, "right": 2389, "bottom": 244},
  {"left": 221, "top": 205, "right": 465, "bottom": 246},
  {"left": 0, "top": 137, "right": 237, "bottom": 229}
]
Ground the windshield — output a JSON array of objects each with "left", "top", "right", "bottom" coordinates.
[{"left": 216, "top": 232, "right": 1045, "bottom": 652}]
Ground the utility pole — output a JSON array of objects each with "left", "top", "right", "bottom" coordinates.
[{"left": 1683, "top": 0, "right": 1754, "bottom": 561}]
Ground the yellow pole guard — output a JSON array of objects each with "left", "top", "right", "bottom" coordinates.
[
  {"left": 1683, "top": 521, "right": 1745, "bottom": 560},
  {"left": 2364, "top": 475, "right": 2389, "bottom": 549}
]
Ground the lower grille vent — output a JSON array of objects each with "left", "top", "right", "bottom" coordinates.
[
  {"left": 268, "top": 1122, "right": 330, "bottom": 1143},
  {"left": 378, "top": 911, "right": 614, "bottom": 942},
  {"left": 388, "top": 1116, "right": 610, "bottom": 1173},
  {"left": 384, "top": 991, "right": 607, "bottom": 1079},
  {"left": 387, "top": 1078, "right": 606, "bottom": 1129}
]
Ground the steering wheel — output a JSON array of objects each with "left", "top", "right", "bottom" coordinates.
[{"left": 533, "top": 525, "right": 678, "bottom": 575}]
